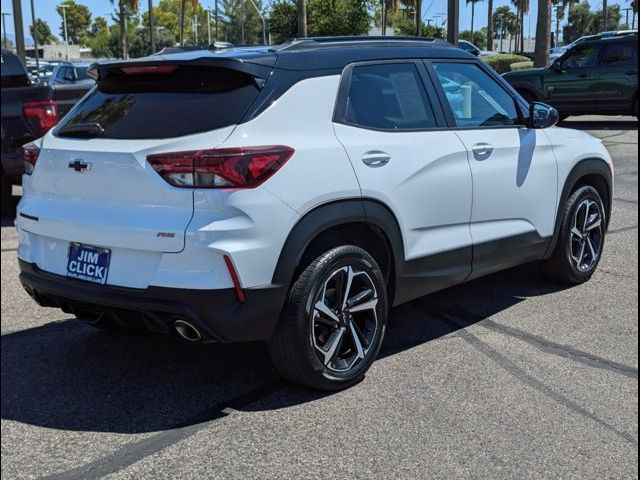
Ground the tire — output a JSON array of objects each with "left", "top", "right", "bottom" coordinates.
[
  {"left": 542, "top": 186, "right": 606, "bottom": 284},
  {"left": 268, "top": 245, "right": 388, "bottom": 390}
]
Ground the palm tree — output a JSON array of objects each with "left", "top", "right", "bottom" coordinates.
[
  {"left": 511, "top": 0, "right": 529, "bottom": 52},
  {"left": 111, "top": 0, "right": 139, "bottom": 59},
  {"left": 297, "top": 0, "right": 307, "bottom": 37},
  {"left": 179, "top": 0, "right": 199, "bottom": 46},
  {"left": 487, "top": 0, "right": 495, "bottom": 50},
  {"left": 467, "top": 0, "right": 483, "bottom": 40},
  {"left": 534, "top": 0, "right": 551, "bottom": 67}
]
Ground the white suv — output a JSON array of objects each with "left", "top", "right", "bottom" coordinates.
[{"left": 17, "top": 38, "right": 613, "bottom": 390}]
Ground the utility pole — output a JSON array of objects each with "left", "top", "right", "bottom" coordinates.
[
  {"left": 29, "top": 0, "right": 39, "bottom": 72},
  {"left": 381, "top": 0, "right": 386, "bottom": 36},
  {"left": 498, "top": 13, "right": 505, "bottom": 52},
  {"left": 12, "top": 0, "right": 26, "bottom": 62},
  {"left": 447, "top": 0, "right": 459, "bottom": 44},
  {"left": 59, "top": 3, "right": 69, "bottom": 61},
  {"left": 415, "top": 0, "right": 422, "bottom": 36},
  {"left": 1, "top": 12, "right": 11, "bottom": 49},
  {"left": 602, "top": 0, "right": 608, "bottom": 31},
  {"left": 148, "top": 0, "right": 156, "bottom": 54},
  {"left": 622, "top": 7, "right": 632, "bottom": 28}
]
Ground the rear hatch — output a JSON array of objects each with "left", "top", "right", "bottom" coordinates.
[{"left": 18, "top": 54, "right": 274, "bottom": 286}]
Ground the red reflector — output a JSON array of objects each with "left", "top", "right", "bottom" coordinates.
[
  {"left": 22, "top": 100, "right": 59, "bottom": 137},
  {"left": 22, "top": 142, "right": 41, "bottom": 175},
  {"left": 223, "top": 255, "right": 246, "bottom": 303},
  {"left": 120, "top": 65, "right": 177, "bottom": 75},
  {"left": 147, "top": 145, "right": 294, "bottom": 189}
]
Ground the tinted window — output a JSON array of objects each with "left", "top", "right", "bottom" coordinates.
[
  {"left": 74, "top": 66, "right": 89, "bottom": 80},
  {"left": 433, "top": 62, "right": 520, "bottom": 128},
  {"left": 56, "top": 65, "right": 261, "bottom": 139},
  {"left": 562, "top": 44, "right": 600, "bottom": 69},
  {"left": 345, "top": 63, "right": 437, "bottom": 130},
  {"left": 1, "top": 51, "right": 29, "bottom": 87},
  {"left": 600, "top": 42, "right": 637, "bottom": 66}
]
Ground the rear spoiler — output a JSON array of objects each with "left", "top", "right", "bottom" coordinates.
[{"left": 87, "top": 53, "right": 276, "bottom": 82}]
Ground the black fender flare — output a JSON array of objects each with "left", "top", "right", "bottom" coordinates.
[
  {"left": 544, "top": 158, "right": 613, "bottom": 258},
  {"left": 271, "top": 198, "right": 405, "bottom": 298}
]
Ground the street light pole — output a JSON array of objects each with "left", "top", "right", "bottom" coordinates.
[
  {"left": 12, "top": 0, "right": 26, "bottom": 62},
  {"left": 29, "top": 0, "right": 39, "bottom": 72},
  {"left": 59, "top": 4, "right": 69, "bottom": 61}
]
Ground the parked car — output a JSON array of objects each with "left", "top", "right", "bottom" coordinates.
[
  {"left": 49, "top": 61, "right": 95, "bottom": 86},
  {"left": 17, "top": 37, "right": 613, "bottom": 390},
  {"left": 549, "top": 30, "right": 638, "bottom": 64},
  {"left": 503, "top": 33, "right": 638, "bottom": 119},
  {"left": 1, "top": 50, "right": 92, "bottom": 215},
  {"left": 458, "top": 39, "right": 500, "bottom": 58}
]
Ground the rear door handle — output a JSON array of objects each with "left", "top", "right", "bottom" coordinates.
[
  {"left": 361, "top": 151, "right": 391, "bottom": 167},
  {"left": 471, "top": 143, "right": 494, "bottom": 157}
]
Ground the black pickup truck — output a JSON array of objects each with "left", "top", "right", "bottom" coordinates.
[{"left": 1, "top": 49, "right": 92, "bottom": 215}]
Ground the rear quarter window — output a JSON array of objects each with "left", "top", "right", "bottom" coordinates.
[{"left": 55, "top": 65, "right": 262, "bottom": 139}]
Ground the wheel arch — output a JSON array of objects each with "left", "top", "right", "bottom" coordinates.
[
  {"left": 544, "top": 158, "right": 613, "bottom": 258},
  {"left": 271, "top": 198, "right": 405, "bottom": 305}
]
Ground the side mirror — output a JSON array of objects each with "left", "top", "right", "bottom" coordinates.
[
  {"left": 529, "top": 102, "right": 560, "bottom": 129},
  {"left": 551, "top": 60, "right": 563, "bottom": 72}
]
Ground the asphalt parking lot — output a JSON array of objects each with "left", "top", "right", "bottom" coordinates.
[{"left": 1, "top": 115, "right": 637, "bottom": 479}]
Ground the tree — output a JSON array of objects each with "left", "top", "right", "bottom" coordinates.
[
  {"left": 297, "top": 0, "right": 307, "bottom": 36},
  {"left": 30, "top": 19, "right": 55, "bottom": 45},
  {"left": 90, "top": 17, "right": 109, "bottom": 36},
  {"left": 56, "top": 0, "right": 92, "bottom": 45},
  {"left": 466, "top": 0, "right": 483, "bottom": 40},
  {"left": 460, "top": 29, "right": 487, "bottom": 48},
  {"left": 110, "top": 0, "right": 139, "bottom": 59},
  {"left": 487, "top": 0, "right": 494, "bottom": 50},
  {"left": 493, "top": 6, "right": 517, "bottom": 51},
  {"left": 592, "top": 4, "right": 622, "bottom": 31},
  {"left": 269, "top": 0, "right": 372, "bottom": 43},
  {"left": 511, "top": 0, "right": 529, "bottom": 51},
  {"left": 1, "top": 38, "right": 14, "bottom": 49},
  {"left": 534, "top": 0, "right": 551, "bottom": 67},
  {"left": 562, "top": 1, "right": 593, "bottom": 42},
  {"left": 179, "top": 0, "right": 199, "bottom": 45}
]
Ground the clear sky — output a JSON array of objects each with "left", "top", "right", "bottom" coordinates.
[{"left": 1, "top": 0, "right": 633, "bottom": 44}]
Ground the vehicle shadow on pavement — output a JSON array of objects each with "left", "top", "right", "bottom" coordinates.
[
  {"left": 1, "top": 263, "right": 569, "bottom": 434},
  {"left": 559, "top": 119, "right": 638, "bottom": 131}
]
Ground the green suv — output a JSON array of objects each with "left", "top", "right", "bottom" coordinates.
[{"left": 503, "top": 33, "right": 638, "bottom": 119}]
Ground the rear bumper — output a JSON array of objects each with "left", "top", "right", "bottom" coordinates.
[{"left": 19, "top": 260, "right": 287, "bottom": 342}]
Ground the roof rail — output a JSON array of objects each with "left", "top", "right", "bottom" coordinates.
[{"left": 272, "top": 36, "right": 453, "bottom": 52}]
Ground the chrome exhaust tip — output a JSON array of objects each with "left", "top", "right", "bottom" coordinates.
[{"left": 174, "top": 319, "right": 203, "bottom": 342}]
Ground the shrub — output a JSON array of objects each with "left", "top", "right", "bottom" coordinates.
[
  {"left": 483, "top": 54, "right": 531, "bottom": 74},
  {"left": 510, "top": 61, "right": 534, "bottom": 71}
]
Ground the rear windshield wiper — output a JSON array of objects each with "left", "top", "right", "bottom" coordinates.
[{"left": 57, "top": 122, "right": 105, "bottom": 138}]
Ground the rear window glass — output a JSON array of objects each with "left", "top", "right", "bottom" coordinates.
[
  {"left": 55, "top": 65, "right": 261, "bottom": 139},
  {"left": 1, "top": 51, "right": 29, "bottom": 88}
]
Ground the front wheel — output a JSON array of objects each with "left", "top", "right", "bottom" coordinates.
[
  {"left": 542, "top": 186, "right": 606, "bottom": 284},
  {"left": 268, "top": 245, "right": 388, "bottom": 390}
]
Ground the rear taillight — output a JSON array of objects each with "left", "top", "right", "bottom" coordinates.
[
  {"left": 147, "top": 146, "right": 295, "bottom": 189},
  {"left": 22, "top": 100, "right": 59, "bottom": 137},
  {"left": 22, "top": 142, "right": 41, "bottom": 175}
]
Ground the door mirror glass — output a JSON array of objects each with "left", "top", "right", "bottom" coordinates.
[{"left": 529, "top": 102, "right": 559, "bottom": 129}]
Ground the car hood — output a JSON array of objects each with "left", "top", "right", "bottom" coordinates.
[{"left": 502, "top": 67, "right": 549, "bottom": 79}]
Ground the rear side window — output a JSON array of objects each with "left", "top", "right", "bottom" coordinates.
[
  {"left": 600, "top": 41, "right": 637, "bottom": 66},
  {"left": 345, "top": 63, "right": 437, "bottom": 130},
  {"left": 1, "top": 51, "right": 29, "bottom": 88},
  {"left": 433, "top": 62, "right": 520, "bottom": 128},
  {"left": 56, "top": 65, "right": 261, "bottom": 139}
]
